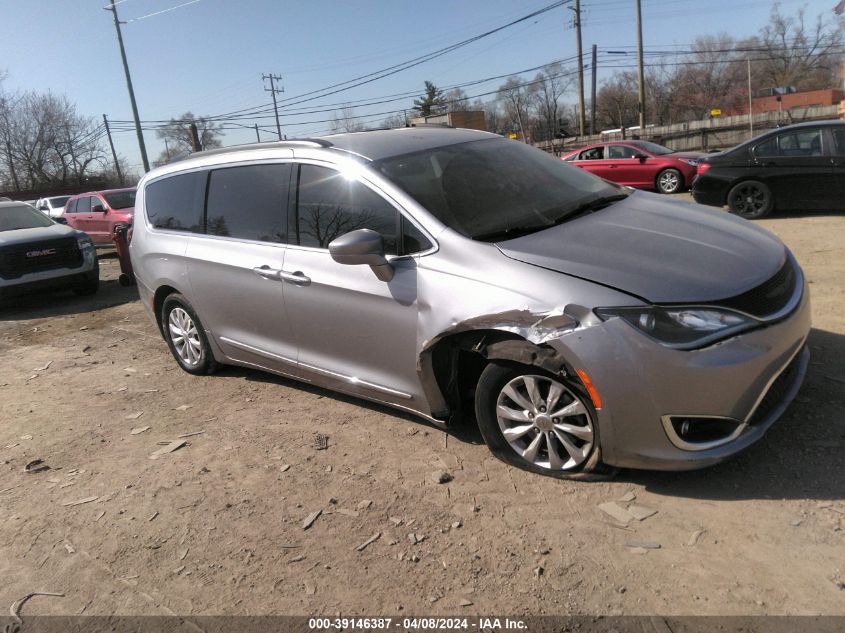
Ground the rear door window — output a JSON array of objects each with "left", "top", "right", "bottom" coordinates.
[
  {"left": 205, "top": 163, "right": 291, "bottom": 242},
  {"left": 145, "top": 171, "right": 207, "bottom": 233},
  {"left": 755, "top": 129, "right": 823, "bottom": 157},
  {"left": 607, "top": 145, "right": 640, "bottom": 159},
  {"left": 65, "top": 199, "right": 78, "bottom": 214},
  {"left": 294, "top": 164, "right": 398, "bottom": 254},
  {"left": 831, "top": 128, "right": 845, "bottom": 155}
]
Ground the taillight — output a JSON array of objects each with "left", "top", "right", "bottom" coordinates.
[{"left": 697, "top": 162, "right": 711, "bottom": 176}]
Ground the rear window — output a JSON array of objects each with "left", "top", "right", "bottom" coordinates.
[
  {"left": 145, "top": 172, "right": 206, "bottom": 232},
  {"left": 0, "top": 204, "right": 55, "bottom": 231},
  {"left": 104, "top": 190, "right": 136, "bottom": 209}
]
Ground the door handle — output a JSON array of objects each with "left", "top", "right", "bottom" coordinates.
[
  {"left": 252, "top": 265, "right": 282, "bottom": 280},
  {"left": 279, "top": 270, "right": 311, "bottom": 286}
]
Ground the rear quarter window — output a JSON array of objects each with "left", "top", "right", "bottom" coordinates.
[{"left": 145, "top": 171, "right": 206, "bottom": 232}]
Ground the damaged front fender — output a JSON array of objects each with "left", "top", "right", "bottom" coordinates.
[{"left": 417, "top": 305, "right": 602, "bottom": 419}]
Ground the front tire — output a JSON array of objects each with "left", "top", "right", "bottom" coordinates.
[
  {"left": 72, "top": 263, "right": 100, "bottom": 296},
  {"left": 161, "top": 293, "right": 216, "bottom": 375},
  {"left": 474, "top": 361, "right": 608, "bottom": 479},
  {"left": 727, "top": 180, "right": 773, "bottom": 219},
  {"left": 656, "top": 168, "right": 683, "bottom": 194}
]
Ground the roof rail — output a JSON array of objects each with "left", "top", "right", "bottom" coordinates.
[{"left": 174, "top": 137, "right": 334, "bottom": 162}]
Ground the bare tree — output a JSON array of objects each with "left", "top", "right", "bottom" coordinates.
[
  {"left": 497, "top": 77, "right": 534, "bottom": 141},
  {"left": 443, "top": 88, "right": 471, "bottom": 112},
  {"left": 528, "top": 63, "right": 574, "bottom": 144},
  {"left": 330, "top": 106, "right": 365, "bottom": 133},
  {"left": 742, "top": 4, "right": 845, "bottom": 91},
  {"left": 1, "top": 88, "right": 106, "bottom": 190},
  {"left": 156, "top": 112, "right": 223, "bottom": 153},
  {"left": 595, "top": 73, "right": 640, "bottom": 130},
  {"left": 669, "top": 34, "right": 745, "bottom": 121},
  {"left": 380, "top": 112, "right": 408, "bottom": 129}
]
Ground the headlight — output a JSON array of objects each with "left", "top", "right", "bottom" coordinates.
[
  {"left": 594, "top": 305, "right": 757, "bottom": 349},
  {"left": 77, "top": 235, "right": 94, "bottom": 251},
  {"left": 679, "top": 158, "right": 698, "bottom": 166}
]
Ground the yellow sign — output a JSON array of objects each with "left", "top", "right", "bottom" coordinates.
[
  {"left": 710, "top": 108, "right": 722, "bottom": 117},
  {"left": 507, "top": 132, "right": 518, "bottom": 139}
]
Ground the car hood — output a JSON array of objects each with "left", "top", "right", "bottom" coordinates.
[
  {"left": 0, "top": 223, "right": 79, "bottom": 247},
  {"left": 496, "top": 191, "right": 786, "bottom": 303}
]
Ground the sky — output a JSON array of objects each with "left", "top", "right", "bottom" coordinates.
[{"left": 0, "top": 0, "right": 835, "bottom": 173}]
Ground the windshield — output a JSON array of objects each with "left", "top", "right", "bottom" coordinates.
[
  {"left": 48, "top": 195, "right": 71, "bottom": 208},
  {"left": 0, "top": 204, "right": 56, "bottom": 231},
  {"left": 630, "top": 140, "right": 674, "bottom": 155},
  {"left": 104, "top": 190, "right": 136, "bottom": 209},
  {"left": 375, "top": 138, "right": 624, "bottom": 240}
]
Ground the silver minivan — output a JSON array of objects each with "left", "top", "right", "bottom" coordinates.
[{"left": 131, "top": 128, "right": 810, "bottom": 477}]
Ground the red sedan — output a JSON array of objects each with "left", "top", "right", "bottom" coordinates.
[{"left": 561, "top": 140, "right": 702, "bottom": 194}]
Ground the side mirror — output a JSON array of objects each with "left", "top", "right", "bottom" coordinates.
[
  {"left": 54, "top": 217, "right": 68, "bottom": 225},
  {"left": 329, "top": 228, "right": 394, "bottom": 282},
  {"left": 635, "top": 153, "right": 648, "bottom": 162},
  {"left": 91, "top": 204, "right": 106, "bottom": 213}
]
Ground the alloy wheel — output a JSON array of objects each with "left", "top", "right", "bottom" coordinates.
[
  {"left": 731, "top": 184, "right": 767, "bottom": 215},
  {"left": 168, "top": 307, "right": 203, "bottom": 367},
  {"left": 658, "top": 170, "right": 680, "bottom": 193},
  {"left": 495, "top": 374, "right": 595, "bottom": 471}
]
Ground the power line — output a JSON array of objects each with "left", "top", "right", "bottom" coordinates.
[{"left": 125, "top": 0, "right": 202, "bottom": 23}]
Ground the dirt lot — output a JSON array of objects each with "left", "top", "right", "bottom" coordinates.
[{"left": 1, "top": 204, "right": 843, "bottom": 619}]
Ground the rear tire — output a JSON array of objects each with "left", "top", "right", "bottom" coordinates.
[
  {"left": 474, "top": 361, "right": 613, "bottom": 480},
  {"left": 161, "top": 293, "right": 217, "bottom": 375},
  {"left": 727, "top": 180, "right": 773, "bottom": 219},
  {"left": 656, "top": 168, "right": 683, "bottom": 194}
]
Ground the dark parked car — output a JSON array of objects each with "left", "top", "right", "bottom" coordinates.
[
  {"left": 692, "top": 120, "right": 845, "bottom": 219},
  {"left": 561, "top": 140, "right": 702, "bottom": 194}
]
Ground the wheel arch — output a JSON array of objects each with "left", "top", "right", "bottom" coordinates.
[
  {"left": 153, "top": 284, "right": 181, "bottom": 336},
  {"left": 419, "top": 327, "right": 578, "bottom": 424}
]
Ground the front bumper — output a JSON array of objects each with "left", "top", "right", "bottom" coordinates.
[
  {"left": 549, "top": 278, "right": 812, "bottom": 470},
  {"left": 0, "top": 251, "right": 98, "bottom": 298}
]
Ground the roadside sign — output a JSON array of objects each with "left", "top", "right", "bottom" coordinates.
[
  {"left": 710, "top": 108, "right": 722, "bottom": 117},
  {"left": 507, "top": 132, "right": 518, "bottom": 139}
]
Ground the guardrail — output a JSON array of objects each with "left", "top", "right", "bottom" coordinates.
[{"left": 536, "top": 104, "right": 842, "bottom": 154}]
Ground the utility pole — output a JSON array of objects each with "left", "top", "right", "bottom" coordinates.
[
  {"left": 104, "top": 1, "right": 149, "bottom": 173},
  {"left": 747, "top": 58, "right": 754, "bottom": 137},
  {"left": 262, "top": 73, "right": 284, "bottom": 140},
  {"left": 635, "top": 0, "right": 646, "bottom": 133},
  {"left": 590, "top": 44, "right": 598, "bottom": 135},
  {"left": 102, "top": 114, "right": 124, "bottom": 186},
  {"left": 254, "top": 123, "right": 261, "bottom": 143},
  {"left": 571, "top": 0, "right": 586, "bottom": 136},
  {"left": 189, "top": 123, "right": 202, "bottom": 153}
]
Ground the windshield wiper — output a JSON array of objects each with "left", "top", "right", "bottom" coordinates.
[
  {"left": 472, "top": 224, "right": 553, "bottom": 242},
  {"left": 553, "top": 193, "right": 629, "bottom": 224}
]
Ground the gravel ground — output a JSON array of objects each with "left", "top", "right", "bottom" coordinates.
[{"left": 0, "top": 204, "right": 843, "bottom": 618}]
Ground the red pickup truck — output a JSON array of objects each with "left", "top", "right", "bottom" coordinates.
[{"left": 62, "top": 188, "right": 136, "bottom": 245}]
